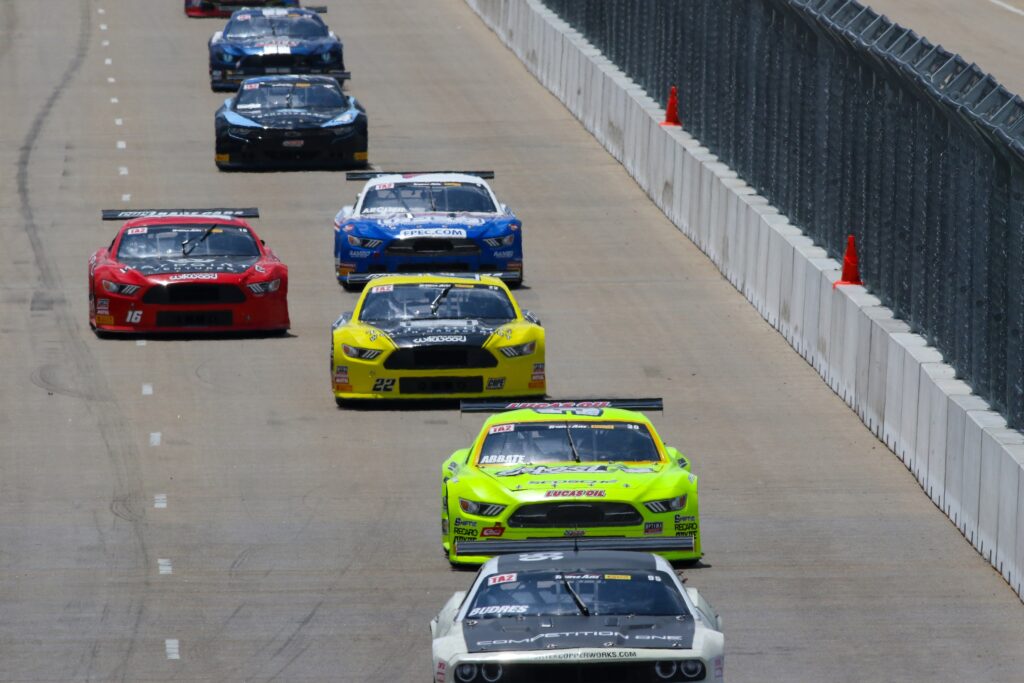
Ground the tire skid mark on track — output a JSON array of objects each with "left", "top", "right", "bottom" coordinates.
[{"left": 16, "top": 2, "right": 151, "bottom": 680}]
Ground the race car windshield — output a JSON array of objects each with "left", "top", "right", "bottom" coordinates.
[
  {"left": 224, "top": 15, "right": 328, "bottom": 40},
  {"left": 466, "top": 570, "right": 688, "bottom": 619},
  {"left": 478, "top": 422, "right": 660, "bottom": 465},
  {"left": 360, "top": 182, "right": 497, "bottom": 214},
  {"left": 358, "top": 283, "right": 516, "bottom": 323},
  {"left": 117, "top": 225, "right": 260, "bottom": 259},
  {"left": 235, "top": 82, "right": 346, "bottom": 111}
]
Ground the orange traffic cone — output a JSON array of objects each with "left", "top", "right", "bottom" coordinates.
[
  {"left": 660, "top": 85, "right": 681, "bottom": 127},
  {"left": 833, "top": 234, "right": 863, "bottom": 287}
]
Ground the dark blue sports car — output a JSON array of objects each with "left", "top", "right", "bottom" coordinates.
[
  {"left": 209, "top": 8, "right": 348, "bottom": 91},
  {"left": 333, "top": 172, "right": 524, "bottom": 290},
  {"left": 215, "top": 76, "right": 367, "bottom": 170}
]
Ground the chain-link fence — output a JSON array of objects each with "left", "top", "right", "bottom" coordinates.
[{"left": 544, "top": 0, "right": 1024, "bottom": 428}]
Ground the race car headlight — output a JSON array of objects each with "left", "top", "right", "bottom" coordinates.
[
  {"left": 644, "top": 494, "right": 687, "bottom": 513},
  {"left": 320, "top": 49, "right": 339, "bottom": 63},
  {"left": 458, "top": 498, "right": 506, "bottom": 517},
  {"left": 483, "top": 234, "right": 515, "bottom": 247},
  {"left": 215, "top": 50, "right": 236, "bottom": 65},
  {"left": 342, "top": 344, "right": 382, "bottom": 360},
  {"left": 228, "top": 127, "right": 255, "bottom": 138},
  {"left": 347, "top": 234, "right": 382, "bottom": 248},
  {"left": 454, "top": 664, "right": 478, "bottom": 683},
  {"left": 246, "top": 279, "right": 281, "bottom": 295},
  {"left": 498, "top": 341, "right": 535, "bottom": 358},
  {"left": 101, "top": 280, "right": 140, "bottom": 296},
  {"left": 328, "top": 110, "right": 359, "bottom": 127}
]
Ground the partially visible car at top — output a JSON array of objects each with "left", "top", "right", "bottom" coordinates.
[
  {"left": 431, "top": 550, "right": 724, "bottom": 682},
  {"left": 209, "top": 8, "right": 347, "bottom": 91},
  {"left": 89, "top": 208, "right": 289, "bottom": 335},
  {"left": 185, "top": 0, "right": 302, "bottom": 18},
  {"left": 440, "top": 399, "right": 702, "bottom": 567},
  {"left": 334, "top": 171, "right": 523, "bottom": 290},
  {"left": 330, "top": 274, "right": 545, "bottom": 403},
  {"left": 215, "top": 75, "right": 367, "bottom": 170}
]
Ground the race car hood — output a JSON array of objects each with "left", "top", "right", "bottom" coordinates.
[
  {"left": 234, "top": 108, "right": 343, "bottom": 128},
  {"left": 343, "top": 214, "right": 517, "bottom": 240},
  {"left": 463, "top": 613, "right": 695, "bottom": 653},
  {"left": 368, "top": 318, "right": 500, "bottom": 349},
  {"left": 222, "top": 36, "right": 337, "bottom": 56},
  {"left": 476, "top": 463, "right": 667, "bottom": 497},
  {"left": 119, "top": 256, "right": 260, "bottom": 277}
]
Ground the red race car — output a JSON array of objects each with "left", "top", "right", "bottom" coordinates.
[
  {"left": 184, "top": 0, "right": 302, "bottom": 18},
  {"left": 89, "top": 209, "right": 289, "bottom": 335}
]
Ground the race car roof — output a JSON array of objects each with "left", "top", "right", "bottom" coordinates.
[{"left": 491, "top": 550, "right": 662, "bottom": 573}]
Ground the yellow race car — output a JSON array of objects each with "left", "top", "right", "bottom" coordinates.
[{"left": 330, "top": 274, "right": 546, "bottom": 403}]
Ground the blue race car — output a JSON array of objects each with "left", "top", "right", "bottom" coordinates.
[
  {"left": 215, "top": 76, "right": 367, "bottom": 170},
  {"left": 208, "top": 8, "right": 348, "bottom": 91},
  {"left": 333, "top": 172, "right": 524, "bottom": 290}
]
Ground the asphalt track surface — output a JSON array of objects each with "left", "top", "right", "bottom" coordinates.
[{"left": 1, "top": 1, "right": 1022, "bottom": 681}]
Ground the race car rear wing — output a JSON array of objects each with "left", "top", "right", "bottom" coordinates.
[
  {"left": 460, "top": 398, "right": 664, "bottom": 413},
  {"left": 305, "top": 5, "right": 328, "bottom": 12},
  {"left": 345, "top": 170, "right": 495, "bottom": 181},
  {"left": 101, "top": 208, "right": 260, "bottom": 220}
]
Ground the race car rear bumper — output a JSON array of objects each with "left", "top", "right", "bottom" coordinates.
[
  {"left": 455, "top": 536, "right": 696, "bottom": 555},
  {"left": 210, "top": 68, "right": 350, "bottom": 91},
  {"left": 342, "top": 270, "right": 522, "bottom": 286}
]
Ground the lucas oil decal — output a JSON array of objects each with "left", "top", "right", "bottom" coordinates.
[{"left": 544, "top": 489, "right": 606, "bottom": 498}]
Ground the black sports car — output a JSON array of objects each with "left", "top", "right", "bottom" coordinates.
[
  {"left": 215, "top": 76, "right": 368, "bottom": 170},
  {"left": 209, "top": 7, "right": 348, "bottom": 91}
]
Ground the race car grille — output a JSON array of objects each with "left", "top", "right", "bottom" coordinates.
[
  {"left": 155, "top": 311, "right": 233, "bottom": 327},
  {"left": 143, "top": 284, "right": 246, "bottom": 305},
  {"left": 495, "top": 662, "right": 706, "bottom": 683},
  {"left": 239, "top": 54, "right": 308, "bottom": 70},
  {"left": 384, "top": 346, "right": 498, "bottom": 370},
  {"left": 398, "top": 376, "right": 483, "bottom": 394},
  {"left": 385, "top": 238, "right": 480, "bottom": 255},
  {"left": 507, "top": 502, "right": 643, "bottom": 528}
]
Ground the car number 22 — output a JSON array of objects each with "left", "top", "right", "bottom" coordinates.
[{"left": 372, "top": 378, "right": 395, "bottom": 392}]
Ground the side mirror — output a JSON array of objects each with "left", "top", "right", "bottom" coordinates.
[
  {"left": 333, "top": 311, "right": 354, "bottom": 329},
  {"left": 223, "top": 98, "right": 233, "bottom": 108},
  {"left": 500, "top": 203, "right": 510, "bottom": 214},
  {"left": 686, "top": 587, "right": 722, "bottom": 632},
  {"left": 260, "top": 239, "right": 266, "bottom": 246},
  {"left": 523, "top": 310, "right": 541, "bottom": 325},
  {"left": 340, "top": 205, "right": 354, "bottom": 218}
]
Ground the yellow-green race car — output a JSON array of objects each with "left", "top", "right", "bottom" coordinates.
[
  {"left": 441, "top": 399, "right": 702, "bottom": 566},
  {"left": 330, "top": 274, "right": 545, "bottom": 403}
]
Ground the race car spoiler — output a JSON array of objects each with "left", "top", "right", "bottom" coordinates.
[
  {"left": 460, "top": 398, "right": 664, "bottom": 413},
  {"left": 455, "top": 536, "right": 694, "bottom": 556},
  {"left": 346, "top": 271, "right": 519, "bottom": 285},
  {"left": 102, "top": 208, "right": 260, "bottom": 220},
  {"left": 345, "top": 170, "right": 495, "bottom": 180}
]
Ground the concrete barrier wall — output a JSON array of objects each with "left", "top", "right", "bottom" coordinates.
[{"left": 465, "top": 0, "right": 1024, "bottom": 602}]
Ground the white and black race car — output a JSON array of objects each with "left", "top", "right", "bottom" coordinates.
[{"left": 431, "top": 550, "right": 725, "bottom": 683}]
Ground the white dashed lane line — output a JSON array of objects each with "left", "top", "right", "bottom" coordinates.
[
  {"left": 115, "top": 118, "right": 123, "bottom": 126},
  {"left": 149, "top": 432, "right": 161, "bottom": 447},
  {"left": 141, "top": 383, "right": 153, "bottom": 395},
  {"left": 117, "top": 141, "right": 126, "bottom": 150},
  {"left": 118, "top": 166, "right": 129, "bottom": 176},
  {"left": 165, "top": 639, "right": 180, "bottom": 660},
  {"left": 102, "top": 39, "right": 109, "bottom": 47},
  {"left": 104, "top": 58, "right": 112, "bottom": 65},
  {"left": 99, "top": 24, "right": 107, "bottom": 31},
  {"left": 97, "top": 7, "right": 105, "bottom": 14},
  {"left": 106, "top": 77, "right": 116, "bottom": 84},
  {"left": 989, "top": 0, "right": 1024, "bottom": 16},
  {"left": 154, "top": 494, "right": 167, "bottom": 509},
  {"left": 158, "top": 559, "right": 173, "bottom": 575},
  {"left": 110, "top": 97, "right": 118, "bottom": 103}
]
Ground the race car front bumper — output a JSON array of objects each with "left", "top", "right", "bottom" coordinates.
[
  {"left": 333, "top": 356, "right": 545, "bottom": 401},
  {"left": 91, "top": 290, "right": 289, "bottom": 334},
  {"left": 216, "top": 127, "right": 367, "bottom": 170}
]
